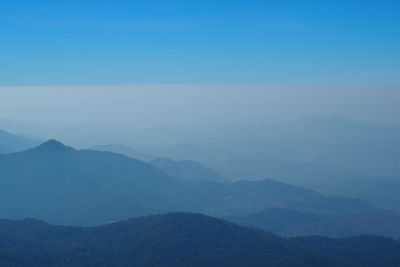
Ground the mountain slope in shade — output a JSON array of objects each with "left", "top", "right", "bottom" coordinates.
[
  {"left": 0, "top": 129, "right": 40, "bottom": 154},
  {"left": 150, "top": 158, "right": 229, "bottom": 183},
  {"left": 0, "top": 213, "right": 400, "bottom": 267}
]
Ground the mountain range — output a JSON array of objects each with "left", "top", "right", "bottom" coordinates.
[
  {"left": 2, "top": 116, "right": 399, "bottom": 213},
  {"left": 0, "top": 139, "right": 400, "bottom": 238},
  {"left": 61, "top": 116, "right": 400, "bottom": 213},
  {"left": 0, "top": 213, "right": 399, "bottom": 267}
]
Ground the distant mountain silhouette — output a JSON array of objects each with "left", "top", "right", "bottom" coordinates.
[
  {"left": 1, "top": 140, "right": 399, "bottom": 238},
  {"left": 0, "top": 129, "right": 40, "bottom": 154},
  {"left": 90, "top": 144, "right": 156, "bottom": 162},
  {"left": 0, "top": 213, "right": 399, "bottom": 267},
  {"left": 151, "top": 158, "right": 229, "bottom": 183}
]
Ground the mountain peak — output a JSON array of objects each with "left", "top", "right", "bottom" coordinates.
[{"left": 35, "top": 139, "right": 72, "bottom": 152}]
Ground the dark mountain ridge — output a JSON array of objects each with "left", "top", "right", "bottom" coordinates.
[{"left": 0, "top": 213, "right": 400, "bottom": 267}]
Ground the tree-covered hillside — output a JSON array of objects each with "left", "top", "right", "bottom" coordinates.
[{"left": 0, "top": 213, "right": 400, "bottom": 267}]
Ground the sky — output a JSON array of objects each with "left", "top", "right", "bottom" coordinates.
[
  {"left": 1, "top": 0, "right": 400, "bottom": 85},
  {"left": 0, "top": 1, "right": 399, "bottom": 129}
]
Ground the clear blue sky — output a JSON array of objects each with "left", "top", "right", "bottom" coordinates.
[{"left": 1, "top": 0, "right": 399, "bottom": 85}]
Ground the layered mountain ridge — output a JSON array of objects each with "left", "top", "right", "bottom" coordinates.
[{"left": 0, "top": 139, "right": 399, "bottom": 239}]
